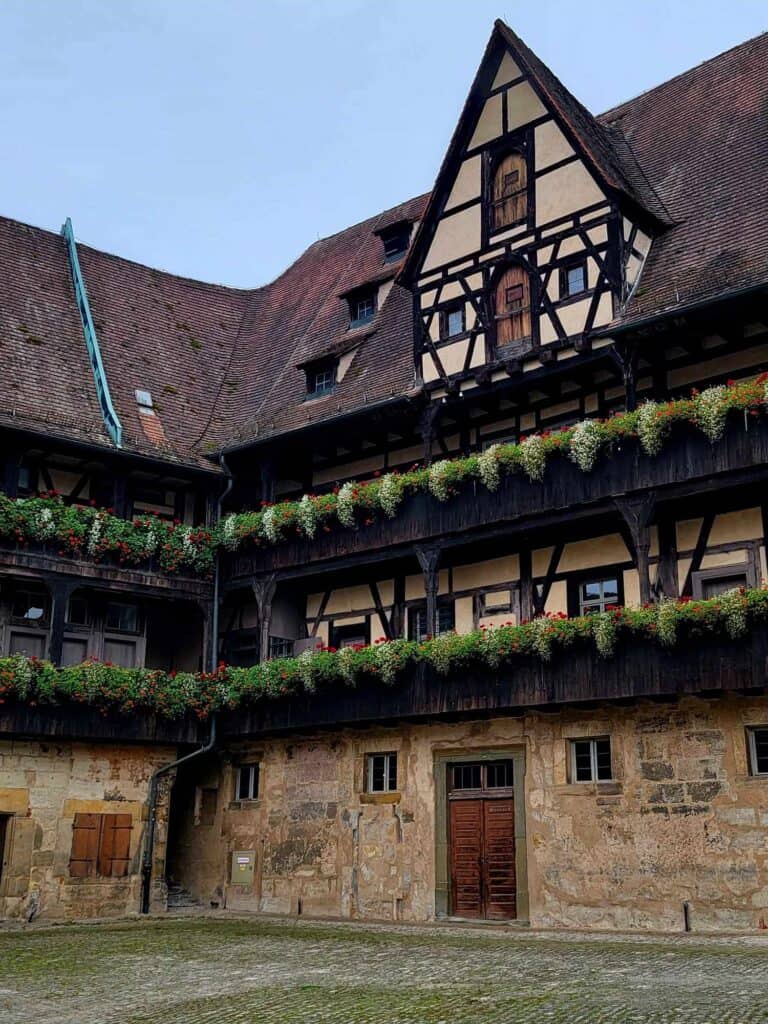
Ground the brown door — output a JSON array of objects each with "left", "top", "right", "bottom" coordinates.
[{"left": 448, "top": 762, "right": 517, "bottom": 920}]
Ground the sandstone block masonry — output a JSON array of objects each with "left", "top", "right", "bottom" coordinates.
[
  {"left": 168, "top": 696, "right": 768, "bottom": 932},
  {"left": 0, "top": 740, "right": 175, "bottom": 920}
]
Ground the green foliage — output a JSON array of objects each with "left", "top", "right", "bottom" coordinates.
[{"left": 1, "top": 587, "right": 766, "bottom": 720}]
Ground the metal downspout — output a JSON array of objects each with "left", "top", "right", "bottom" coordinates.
[{"left": 139, "top": 456, "right": 234, "bottom": 914}]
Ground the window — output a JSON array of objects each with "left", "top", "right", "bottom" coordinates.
[
  {"left": 494, "top": 266, "right": 531, "bottom": 347},
  {"left": 747, "top": 728, "right": 768, "bottom": 776},
  {"left": 67, "top": 595, "right": 89, "bottom": 627},
  {"left": 408, "top": 601, "right": 455, "bottom": 642},
  {"left": 480, "top": 589, "right": 515, "bottom": 616},
  {"left": 105, "top": 601, "right": 139, "bottom": 633},
  {"left": 449, "top": 760, "right": 514, "bottom": 793},
  {"left": 379, "top": 222, "right": 412, "bottom": 263},
  {"left": 577, "top": 577, "right": 620, "bottom": 616},
  {"left": 348, "top": 289, "right": 377, "bottom": 327},
  {"left": 268, "top": 636, "right": 293, "bottom": 659},
  {"left": 439, "top": 302, "right": 465, "bottom": 341},
  {"left": 366, "top": 752, "right": 398, "bottom": 793},
  {"left": 692, "top": 566, "right": 750, "bottom": 600},
  {"left": 11, "top": 589, "right": 49, "bottom": 623},
  {"left": 561, "top": 259, "right": 587, "bottom": 298},
  {"left": 570, "top": 738, "right": 613, "bottom": 783},
  {"left": 330, "top": 622, "right": 368, "bottom": 650},
  {"left": 307, "top": 365, "right": 337, "bottom": 397},
  {"left": 69, "top": 812, "right": 132, "bottom": 878},
  {"left": 236, "top": 762, "right": 260, "bottom": 800},
  {"left": 491, "top": 152, "right": 527, "bottom": 230}
]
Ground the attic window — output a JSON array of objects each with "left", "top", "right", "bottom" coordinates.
[
  {"left": 348, "top": 288, "right": 377, "bottom": 328},
  {"left": 135, "top": 389, "right": 154, "bottom": 411},
  {"left": 379, "top": 222, "right": 412, "bottom": 263},
  {"left": 306, "top": 360, "right": 337, "bottom": 398}
]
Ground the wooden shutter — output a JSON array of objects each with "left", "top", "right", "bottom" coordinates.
[
  {"left": 69, "top": 813, "right": 101, "bottom": 877},
  {"left": 495, "top": 267, "right": 531, "bottom": 346},
  {"left": 449, "top": 799, "right": 483, "bottom": 918},
  {"left": 492, "top": 153, "right": 527, "bottom": 230},
  {"left": 98, "top": 813, "right": 132, "bottom": 877},
  {"left": 482, "top": 799, "right": 516, "bottom": 919}
]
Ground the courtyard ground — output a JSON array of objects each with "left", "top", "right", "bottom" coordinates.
[{"left": 1, "top": 915, "right": 767, "bottom": 1023}]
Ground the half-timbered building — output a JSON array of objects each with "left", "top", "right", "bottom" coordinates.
[{"left": 2, "top": 21, "right": 768, "bottom": 930}]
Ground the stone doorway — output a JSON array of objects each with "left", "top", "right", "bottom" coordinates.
[{"left": 434, "top": 748, "right": 528, "bottom": 922}]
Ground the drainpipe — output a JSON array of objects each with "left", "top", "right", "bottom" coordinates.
[{"left": 140, "top": 456, "right": 234, "bottom": 914}]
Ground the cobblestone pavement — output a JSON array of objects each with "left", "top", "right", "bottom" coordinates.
[{"left": 2, "top": 915, "right": 768, "bottom": 1023}]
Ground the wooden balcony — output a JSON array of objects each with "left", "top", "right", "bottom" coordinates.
[
  {"left": 226, "top": 417, "right": 768, "bottom": 582},
  {"left": 220, "top": 625, "right": 768, "bottom": 738}
]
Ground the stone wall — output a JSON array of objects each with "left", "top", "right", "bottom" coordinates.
[
  {"left": 170, "top": 696, "right": 768, "bottom": 932},
  {"left": 0, "top": 739, "right": 176, "bottom": 920}
]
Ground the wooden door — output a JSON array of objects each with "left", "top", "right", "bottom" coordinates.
[
  {"left": 449, "top": 793, "right": 516, "bottom": 919},
  {"left": 449, "top": 799, "right": 484, "bottom": 918}
]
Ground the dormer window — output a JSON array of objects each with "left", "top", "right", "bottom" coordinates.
[
  {"left": 377, "top": 220, "right": 412, "bottom": 263},
  {"left": 306, "top": 359, "right": 337, "bottom": 398},
  {"left": 348, "top": 287, "right": 377, "bottom": 328},
  {"left": 494, "top": 266, "right": 531, "bottom": 346},
  {"left": 491, "top": 152, "right": 527, "bottom": 231}
]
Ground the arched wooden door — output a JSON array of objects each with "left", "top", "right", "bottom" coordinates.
[
  {"left": 491, "top": 152, "right": 527, "bottom": 230},
  {"left": 494, "top": 266, "right": 531, "bottom": 348}
]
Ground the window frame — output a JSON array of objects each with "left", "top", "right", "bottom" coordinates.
[
  {"left": 567, "top": 568, "right": 625, "bottom": 618},
  {"left": 407, "top": 600, "right": 455, "bottom": 642},
  {"left": 366, "top": 751, "right": 398, "bottom": 794},
  {"left": 747, "top": 727, "right": 768, "bottom": 777},
  {"left": 559, "top": 258, "right": 588, "bottom": 300},
  {"left": 691, "top": 563, "right": 754, "bottom": 600},
  {"left": 569, "top": 737, "right": 613, "bottom": 784},
  {"left": 348, "top": 289, "right": 377, "bottom": 328},
  {"left": 235, "top": 762, "right": 260, "bottom": 801},
  {"left": 438, "top": 301, "right": 466, "bottom": 342},
  {"left": 267, "top": 635, "right": 293, "bottom": 660},
  {"left": 307, "top": 363, "right": 337, "bottom": 398}
]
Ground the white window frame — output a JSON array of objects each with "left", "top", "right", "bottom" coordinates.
[
  {"left": 578, "top": 577, "right": 620, "bottom": 616},
  {"left": 236, "top": 763, "right": 260, "bottom": 801},
  {"left": 569, "top": 737, "right": 613, "bottom": 783},
  {"left": 366, "top": 752, "right": 398, "bottom": 794},
  {"left": 747, "top": 728, "right": 768, "bottom": 777}
]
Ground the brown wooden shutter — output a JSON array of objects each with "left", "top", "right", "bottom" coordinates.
[
  {"left": 449, "top": 799, "right": 484, "bottom": 918},
  {"left": 482, "top": 798, "right": 516, "bottom": 920},
  {"left": 495, "top": 267, "right": 531, "bottom": 346},
  {"left": 69, "top": 813, "right": 101, "bottom": 878},
  {"left": 99, "top": 813, "right": 132, "bottom": 877},
  {"left": 492, "top": 153, "right": 527, "bottom": 230}
]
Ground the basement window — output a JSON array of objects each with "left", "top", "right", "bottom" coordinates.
[
  {"left": 747, "top": 728, "right": 768, "bottom": 777},
  {"left": 69, "top": 812, "right": 132, "bottom": 878},
  {"left": 570, "top": 738, "right": 613, "bottom": 783},
  {"left": 236, "top": 762, "right": 260, "bottom": 800},
  {"left": 366, "top": 752, "right": 398, "bottom": 793}
]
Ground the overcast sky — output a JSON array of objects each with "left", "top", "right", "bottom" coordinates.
[{"left": 1, "top": 0, "right": 765, "bottom": 287}]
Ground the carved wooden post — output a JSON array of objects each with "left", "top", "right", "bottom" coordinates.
[
  {"left": 418, "top": 403, "right": 441, "bottom": 468},
  {"left": 198, "top": 599, "right": 215, "bottom": 671},
  {"left": 610, "top": 341, "right": 639, "bottom": 412},
  {"left": 47, "top": 580, "right": 76, "bottom": 665},
  {"left": 252, "top": 573, "right": 277, "bottom": 662},
  {"left": 656, "top": 519, "right": 679, "bottom": 599},
  {"left": 519, "top": 547, "right": 534, "bottom": 622},
  {"left": 415, "top": 544, "right": 441, "bottom": 638},
  {"left": 616, "top": 493, "right": 656, "bottom": 605},
  {"left": 390, "top": 576, "right": 406, "bottom": 639}
]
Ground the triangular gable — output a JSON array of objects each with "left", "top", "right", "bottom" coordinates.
[{"left": 401, "top": 20, "right": 669, "bottom": 286}]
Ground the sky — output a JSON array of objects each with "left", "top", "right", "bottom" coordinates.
[{"left": 0, "top": 0, "right": 765, "bottom": 288}]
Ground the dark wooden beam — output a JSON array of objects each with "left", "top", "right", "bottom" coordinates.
[
  {"left": 615, "top": 493, "right": 656, "bottom": 604},
  {"left": 251, "top": 573, "right": 277, "bottom": 662},
  {"left": 415, "top": 543, "right": 441, "bottom": 637}
]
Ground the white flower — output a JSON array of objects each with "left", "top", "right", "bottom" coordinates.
[
  {"left": 337, "top": 645, "right": 356, "bottom": 685},
  {"left": 530, "top": 617, "right": 553, "bottom": 660},
  {"left": 86, "top": 513, "right": 103, "bottom": 556},
  {"left": 656, "top": 599, "right": 678, "bottom": 647},
  {"left": 297, "top": 648, "right": 316, "bottom": 692},
  {"left": 428, "top": 460, "right": 453, "bottom": 501},
  {"left": 637, "top": 401, "right": 666, "bottom": 456},
  {"left": 695, "top": 384, "right": 728, "bottom": 443},
  {"left": 378, "top": 473, "right": 402, "bottom": 518},
  {"left": 336, "top": 482, "right": 357, "bottom": 528},
  {"left": 35, "top": 507, "right": 56, "bottom": 540},
  {"left": 181, "top": 526, "right": 195, "bottom": 557},
  {"left": 518, "top": 434, "right": 548, "bottom": 482},
  {"left": 593, "top": 612, "right": 616, "bottom": 658},
  {"left": 569, "top": 419, "right": 603, "bottom": 473},
  {"left": 261, "top": 506, "right": 279, "bottom": 544},
  {"left": 718, "top": 587, "right": 748, "bottom": 639},
  {"left": 477, "top": 445, "right": 501, "bottom": 492},
  {"left": 142, "top": 520, "right": 159, "bottom": 557},
  {"left": 374, "top": 641, "right": 401, "bottom": 685},
  {"left": 221, "top": 513, "right": 238, "bottom": 551},
  {"left": 298, "top": 494, "right": 318, "bottom": 539}
]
